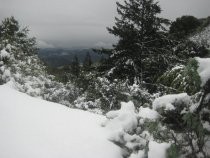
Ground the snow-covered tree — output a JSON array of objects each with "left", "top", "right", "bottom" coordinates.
[
  {"left": 0, "top": 16, "right": 37, "bottom": 57},
  {"left": 102, "top": 0, "right": 175, "bottom": 84}
]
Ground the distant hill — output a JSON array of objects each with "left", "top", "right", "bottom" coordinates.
[{"left": 38, "top": 48, "right": 106, "bottom": 67}]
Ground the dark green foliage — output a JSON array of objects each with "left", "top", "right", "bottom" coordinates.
[
  {"left": 85, "top": 78, "right": 128, "bottom": 111},
  {"left": 157, "top": 65, "right": 184, "bottom": 92},
  {"left": 100, "top": 0, "right": 175, "bottom": 84},
  {"left": 196, "top": 79, "right": 210, "bottom": 115},
  {"left": 166, "top": 144, "right": 180, "bottom": 158},
  {"left": 181, "top": 113, "right": 206, "bottom": 157},
  {"left": 158, "top": 58, "right": 201, "bottom": 95},
  {"left": 0, "top": 16, "right": 19, "bottom": 42},
  {"left": 71, "top": 55, "right": 80, "bottom": 77},
  {"left": 163, "top": 108, "right": 185, "bottom": 131},
  {"left": 199, "top": 16, "right": 210, "bottom": 31},
  {"left": 175, "top": 40, "right": 209, "bottom": 59},
  {"left": 83, "top": 52, "right": 92, "bottom": 71},
  {"left": 93, "top": 48, "right": 113, "bottom": 74},
  {"left": 169, "top": 16, "right": 201, "bottom": 40},
  {"left": 74, "top": 76, "right": 153, "bottom": 112},
  {"left": 156, "top": 97, "right": 190, "bottom": 131},
  {"left": 154, "top": 80, "right": 210, "bottom": 157},
  {"left": 182, "top": 58, "right": 201, "bottom": 94}
]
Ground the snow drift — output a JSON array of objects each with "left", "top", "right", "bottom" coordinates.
[{"left": 0, "top": 84, "right": 122, "bottom": 158}]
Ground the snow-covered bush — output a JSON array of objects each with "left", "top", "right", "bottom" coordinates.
[
  {"left": 152, "top": 58, "right": 210, "bottom": 157},
  {"left": 103, "top": 101, "right": 172, "bottom": 158},
  {"left": 76, "top": 76, "right": 154, "bottom": 112},
  {"left": 104, "top": 57, "right": 210, "bottom": 157},
  {"left": 104, "top": 91, "right": 210, "bottom": 158},
  {"left": 152, "top": 90, "right": 210, "bottom": 158},
  {"left": 158, "top": 58, "right": 201, "bottom": 95},
  {"left": 128, "top": 83, "right": 154, "bottom": 108},
  {"left": 81, "top": 77, "right": 128, "bottom": 111},
  {"left": 103, "top": 101, "right": 145, "bottom": 157}
]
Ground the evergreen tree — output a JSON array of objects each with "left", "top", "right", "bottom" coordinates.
[
  {"left": 71, "top": 55, "right": 80, "bottom": 77},
  {"left": 103, "top": 0, "right": 175, "bottom": 84},
  {"left": 0, "top": 16, "right": 37, "bottom": 57},
  {"left": 83, "top": 52, "right": 92, "bottom": 71}
]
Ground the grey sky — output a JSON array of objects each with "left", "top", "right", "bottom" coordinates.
[{"left": 0, "top": 0, "right": 210, "bottom": 48}]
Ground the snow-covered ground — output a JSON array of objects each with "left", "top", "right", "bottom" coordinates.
[
  {"left": 0, "top": 84, "right": 122, "bottom": 158},
  {"left": 196, "top": 57, "right": 210, "bottom": 86},
  {"left": 0, "top": 58, "right": 210, "bottom": 158}
]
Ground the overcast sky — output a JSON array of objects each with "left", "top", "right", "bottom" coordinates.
[{"left": 0, "top": 0, "right": 210, "bottom": 48}]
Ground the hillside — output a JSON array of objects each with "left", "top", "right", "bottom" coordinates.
[{"left": 190, "top": 25, "right": 210, "bottom": 49}]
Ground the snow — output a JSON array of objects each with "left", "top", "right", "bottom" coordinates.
[
  {"left": 0, "top": 49, "right": 10, "bottom": 59},
  {"left": 129, "top": 150, "right": 144, "bottom": 158},
  {"left": 148, "top": 141, "right": 170, "bottom": 158},
  {"left": 203, "top": 121, "right": 210, "bottom": 132},
  {"left": 153, "top": 93, "right": 191, "bottom": 111},
  {"left": 103, "top": 101, "right": 139, "bottom": 150},
  {"left": 138, "top": 107, "right": 159, "bottom": 120},
  {"left": 105, "top": 101, "right": 138, "bottom": 133},
  {"left": 205, "top": 140, "right": 210, "bottom": 156},
  {"left": 195, "top": 57, "right": 210, "bottom": 86},
  {"left": 171, "top": 65, "right": 184, "bottom": 71},
  {"left": 0, "top": 84, "right": 122, "bottom": 158},
  {"left": 2, "top": 69, "right": 11, "bottom": 80}
]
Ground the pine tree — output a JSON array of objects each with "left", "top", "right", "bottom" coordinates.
[
  {"left": 104, "top": 0, "right": 175, "bottom": 84},
  {"left": 83, "top": 52, "right": 92, "bottom": 71}
]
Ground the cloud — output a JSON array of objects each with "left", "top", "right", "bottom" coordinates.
[
  {"left": 94, "top": 41, "right": 113, "bottom": 48},
  {"left": 37, "top": 40, "right": 55, "bottom": 48},
  {"left": 0, "top": 0, "right": 210, "bottom": 48}
]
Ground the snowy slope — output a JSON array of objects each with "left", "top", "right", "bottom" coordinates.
[{"left": 0, "top": 84, "right": 122, "bottom": 158}]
